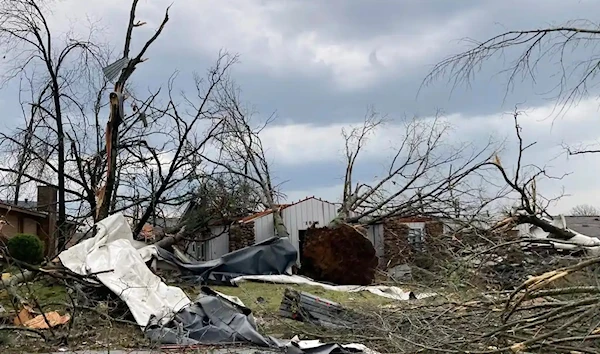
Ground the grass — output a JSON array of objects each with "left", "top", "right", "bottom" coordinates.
[
  {"left": 211, "top": 281, "right": 393, "bottom": 314},
  {"left": 0, "top": 276, "right": 402, "bottom": 351},
  {"left": 207, "top": 281, "right": 396, "bottom": 339}
]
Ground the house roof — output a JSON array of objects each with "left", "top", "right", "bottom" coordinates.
[
  {"left": 0, "top": 201, "right": 46, "bottom": 218},
  {"left": 239, "top": 196, "right": 337, "bottom": 224},
  {"left": 564, "top": 216, "right": 600, "bottom": 238},
  {"left": 0, "top": 201, "right": 79, "bottom": 226}
]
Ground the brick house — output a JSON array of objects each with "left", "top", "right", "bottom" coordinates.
[{"left": 0, "top": 186, "right": 78, "bottom": 256}]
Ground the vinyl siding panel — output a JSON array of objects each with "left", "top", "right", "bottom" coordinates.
[
  {"left": 206, "top": 226, "right": 229, "bottom": 260},
  {"left": 366, "top": 223, "right": 385, "bottom": 259},
  {"left": 254, "top": 213, "right": 275, "bottom": 242}
]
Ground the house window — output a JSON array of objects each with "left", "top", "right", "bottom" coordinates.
[{"left": 407, "top": 228, "right": 425, "bottom": 251}]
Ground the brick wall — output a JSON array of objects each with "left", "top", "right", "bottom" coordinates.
[
  {"left": 229, "top": 221, "right": 255, "bottom": 252},
  {"left": 382, "top": 218, "right": 446, "bottom": 269},
  {"left": 382, "top": 219, "right": 411, "bottom": 268}
]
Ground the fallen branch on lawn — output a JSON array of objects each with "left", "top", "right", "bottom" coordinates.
[
  {"left": 0, "top": 325, "right": 47, "bottom": 340},
  {"left": 275, "top": 256, "right": 600, "bottom": 353}
]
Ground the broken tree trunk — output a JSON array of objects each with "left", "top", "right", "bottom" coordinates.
[
  {"left": 154, "top": 226, "right": 186, "bottom": 250},
  {"left": 300, "top": 223, "right": 378, "bottom": 285},
  {"left": 515, "top": 214, "right": 577, "bottom": 241},
  {"left": 273, "top": 210, "right": 289, "bottom": 238}
]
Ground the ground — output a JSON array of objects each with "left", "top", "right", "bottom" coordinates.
[{"left": 0, "top": 276, "right": 396, "bottom": 353}]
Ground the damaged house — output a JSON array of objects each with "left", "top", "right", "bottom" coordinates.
[{"left": 181, "top": 196, "right": 451, "bottom": 267}]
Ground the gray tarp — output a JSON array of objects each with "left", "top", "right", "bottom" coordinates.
[{"left": 155, "top": 237, "right": 298, "bottom": 284}]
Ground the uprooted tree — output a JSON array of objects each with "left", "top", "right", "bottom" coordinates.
[{"left": 302, "top": 107, "right": 502, "bottom": 284}]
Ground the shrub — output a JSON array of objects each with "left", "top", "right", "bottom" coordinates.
[{"left": 7, "top": 233, "right": 44, "bottom": 265}]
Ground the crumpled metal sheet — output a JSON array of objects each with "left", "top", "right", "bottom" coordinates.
[
  {"left": 102, "top": 57, "right": 130, "bottom": 82},
  {"left": 154, "top": 237, "right": 298, "bottom": 284},
  {"left": 146, "top": 287, "right": 377, "bottom": 354},
  {"left": 58, "top": 213, "right": 191, "bottom": 327}
]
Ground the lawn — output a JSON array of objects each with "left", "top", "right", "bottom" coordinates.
[{"left": 0, "top": 277, "right": 399, "bottom": 352}]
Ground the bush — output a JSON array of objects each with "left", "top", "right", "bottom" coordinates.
[{"left": 7, "top": 233, "right": 44, "bottom": 265}]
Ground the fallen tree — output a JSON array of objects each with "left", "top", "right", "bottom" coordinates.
[{"left": 300, "top": 108, "right": 497, "bottom": 284}]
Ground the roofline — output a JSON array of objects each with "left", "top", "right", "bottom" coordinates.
[
  {"left": 239, "top": 196, "right": 337, "bottom": 223},
  {"left": 0, "top": 203, "right": 80, "bottom": 225},
  {"left": 0, "top": 202, "right": 46, "bottom": 217}
]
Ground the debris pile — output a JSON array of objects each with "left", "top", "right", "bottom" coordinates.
[
  {"left": 0, "top": 213, "right": 385, "bottom": 353},
  {"left": 300, "top": 224, "right": 378, "bottom": 285}
]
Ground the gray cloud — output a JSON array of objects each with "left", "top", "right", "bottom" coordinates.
[{"left": 2, "top": 0, "right": 600, "bottom": 212}]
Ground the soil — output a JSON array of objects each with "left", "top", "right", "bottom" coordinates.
[{"left": 300, "top": 224, "right": 378, "bottom": 285}]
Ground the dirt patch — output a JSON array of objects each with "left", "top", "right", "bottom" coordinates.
[{"left": 300, "top": 224, "right": 378, "bottom": 285}]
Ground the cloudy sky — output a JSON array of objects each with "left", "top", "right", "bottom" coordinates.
[{"left": 2, "top": 0, "right": 600, "bottom": 215}]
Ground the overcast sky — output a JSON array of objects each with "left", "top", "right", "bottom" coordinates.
[{"left": 2, "top": 0, "right": 600, "bottom": 215}]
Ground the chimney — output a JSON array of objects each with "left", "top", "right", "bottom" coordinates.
[
  {"left": 37, "top": 186, "right": 58, "bottom": 257},
  {"left": 37, "top": 186, "right": 57, "bottom": 213}
]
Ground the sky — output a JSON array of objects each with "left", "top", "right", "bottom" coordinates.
[{"left": 2, "top": 0, "right": 600, "bottom": 215}]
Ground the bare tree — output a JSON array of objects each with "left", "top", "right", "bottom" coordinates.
[
  {"left": 334, "top": 108, "right": 498, "bottom": 226},
  {"left": 569, "top": 204, "right": 599, "bottom": 216},
  {"left": 422, "top": 19, "right": 600, "bottom": 155},
  {"left": 0, "top": 0, "right": 246, "bottom": 254},
  {"left": 489, "top": 111, "right": 575, "bottom": 240},
  {"left": 0, "top": 0, "right": 109, "bottom": 248},
  {"left": 204, "top": 84, "right": 290, "bottom": 237}
]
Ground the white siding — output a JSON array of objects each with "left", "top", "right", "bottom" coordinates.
[
  {"left": 281, "top": 198, "right": 338, "bottom": 255},
  {"left": 186, "top": 226, "right": 230, "bottom": 261},
  {"left": 366, "top": 224, "right": 385, "bottom": 259},
  {"left": 206, "top": 226, "right": 229, "bottom": 260},
  {"left": 254, "top": 213, "right": 275, "bottom": 243}
]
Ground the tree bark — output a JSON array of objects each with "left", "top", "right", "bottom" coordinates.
[
  {"left": 154, "top": 226, "right": 186, "bottom": 250},
  {"left": 273, "top": 210, "right": 289, "bottom": 238}
]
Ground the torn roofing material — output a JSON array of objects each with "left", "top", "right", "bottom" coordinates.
[
  {"left": 57, "top": 213, "right": 378, "bottom": 353},
  {"left": 58, "top": 213, "right": 191, "bottom": 327},
  {"left": 149, "top": 286, "right": 378, "bottom": 354},
  {"left": 154, "top": 236, "right": 298, "bottom": 284}
]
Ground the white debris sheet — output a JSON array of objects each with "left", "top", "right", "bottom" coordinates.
[
  {"left": 521, "top": 214, "right": 600, "bottom": 256},
  {"left": 58, "top": 213, "right": 191, "bottom": 328},
  {"left": 231, "top": 274, "right": 436, "bottom": 301}
]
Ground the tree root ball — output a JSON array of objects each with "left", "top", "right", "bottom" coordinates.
[{"left": 300, "top": 224, "right": 378, "bottom": 285}]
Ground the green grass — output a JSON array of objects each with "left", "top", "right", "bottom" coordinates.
[
  {"left": 184, "top": 281, "right": 397, "bottom": 339},
  {"left": 204, "top": 281, "right": 393, "bottom": 314},
  {"left": 0, "top": 276, "right": 400, "bottom": 350}
]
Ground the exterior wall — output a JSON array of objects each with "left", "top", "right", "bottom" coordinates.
[
  {"left": 281, "top": 198, "right": 338, "bottom": 256},
  {"left": 0, "top": 215, "right": 40, "bottom": 238},
  {"left": 206, "top": 226, "right": 229, "bottom": 260},
  {"left": 254, "top": 213, "right": 275, "bottom": 243},
  {"left": 186, "top": 226, "right": 230, "bottom": 261},
  {"left": 366, "top": 223, "right": 385, "bottom": 265},
  {"left": 23, "top": 218, "right": 38, "bottom": 235},
  {"left": 2, "top": 214, "right": 20, "bottom": 238}
]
